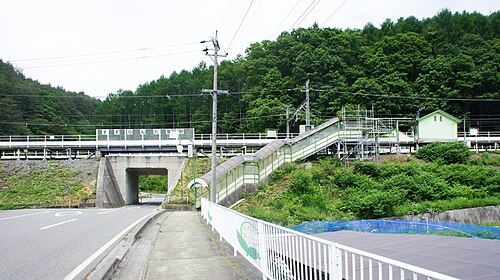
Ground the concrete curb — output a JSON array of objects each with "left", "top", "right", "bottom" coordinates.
[{"left": 87, "top": 210, "right": 166, "bottom": 280}]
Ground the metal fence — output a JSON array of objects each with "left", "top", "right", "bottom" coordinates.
[{"left": 201, "top": 198, "right": 460, "bottom": 280}]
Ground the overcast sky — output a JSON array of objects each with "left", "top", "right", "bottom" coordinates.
[{"left": 0, "top": 1, "right": 497, "bottom": 99}]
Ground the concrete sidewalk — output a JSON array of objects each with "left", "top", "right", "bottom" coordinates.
[{"left": 144, "top": 211, "right": 245, "bottom": 280}]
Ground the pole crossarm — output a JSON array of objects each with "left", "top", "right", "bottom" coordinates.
[{"left": 202, "top": 89, "right": 229, "bottom": 96}]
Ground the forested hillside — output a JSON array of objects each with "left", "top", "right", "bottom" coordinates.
[
  {"left": 2, "top": 10, "right": 498, "bottom": 135},
  {"left": 97, "top": 10, "right": 499, "bottom": 134},
  {"left": 0, "top": 60, "right": 100, "bottom": 135}
]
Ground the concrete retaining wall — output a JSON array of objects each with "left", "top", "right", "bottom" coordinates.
[
  {"left": 396, "top": 206, "right": 500, "bottom": 225},
  {"left": 218, "top": 183, "right": 259, "bottom": 208},
  {"left": 96, "top": 158, "right": 126, "bottom": 208}
]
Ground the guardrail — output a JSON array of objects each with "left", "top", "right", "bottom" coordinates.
[
  {"left": 201, "top": 198, "right": 459, "bottom": 280},
  {"left": 0, "top": 133, "right": 296, "bottom": 148},
  {"left": 195, "top": 133, "right": 299, "bottom": 141},
  {"left": 459, "top": 131, "right": 500, "bottom": 138}
]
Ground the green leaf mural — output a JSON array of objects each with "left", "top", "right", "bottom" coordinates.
[{"left": 236, "top": 222, "right": 260, "bottom": 260}]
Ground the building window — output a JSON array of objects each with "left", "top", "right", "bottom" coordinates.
[
  {"left": 440, "top": 116, "right": 443, "bottom": 122},
  {"left": 434, "top": 116, "right": 437, "bottom": 121}
]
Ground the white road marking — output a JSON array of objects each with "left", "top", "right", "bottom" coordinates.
[
  {"left": 63, "top": 211, "right": 157, "bottom": 280},
  {"left": 40, "top": 219, "right": 78, "bottom": 230},
  {"left": 0, "top": 210, "right": 50, "bottom": 221},
  {"left": 55, "top": 211, "right": 82, "bottom": 217},
  {"left": 97, "top": 210, "right": 116, "bottom": 215}
]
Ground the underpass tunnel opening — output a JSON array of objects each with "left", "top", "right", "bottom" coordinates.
[{"left": 126, "top": 167, "right": 168, "bottom": 205}]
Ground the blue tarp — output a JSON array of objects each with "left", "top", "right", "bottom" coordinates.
[{"left": 292, "top": 219, "right": 500, "bottom": 240}]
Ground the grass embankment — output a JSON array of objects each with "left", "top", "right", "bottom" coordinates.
[
  {"left": 235, "top": 155, "right": 500, "bottom": 227},
  {"left": 0, "top": 160, "right": 99, "bottom": 210}
]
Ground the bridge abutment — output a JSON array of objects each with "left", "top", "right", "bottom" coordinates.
[{"left": 96, "top": 154, "right": 186, "bottom": 207}]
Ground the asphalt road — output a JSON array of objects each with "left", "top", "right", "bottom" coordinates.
[{"left": 0, "top": 205, "right": 158, "bottom": 280}]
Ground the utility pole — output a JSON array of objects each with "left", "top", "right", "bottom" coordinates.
[
  {"left": 201, "top": 31, "right": 227, "bottom": 203},
  {"left": 305, "top": 79, "right": 310, "bottom": 127},
  {"left": 463, "top": 117, "right": 467, "bottom": 144}
]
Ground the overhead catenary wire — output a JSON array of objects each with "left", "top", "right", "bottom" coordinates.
[
  {"left": 4, "top": 111, "right": 500, "bottom": 119},
  {"left": 4, "top": 114, "right": 498, "bottom": 129}
]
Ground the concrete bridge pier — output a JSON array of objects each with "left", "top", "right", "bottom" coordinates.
[{"left": 96, "top": 154, "right": 187, "bottom": 207}]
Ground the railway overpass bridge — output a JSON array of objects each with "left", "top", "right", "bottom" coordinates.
[{"left": 1, "top": 119, "right": 499, "bottom": 207}]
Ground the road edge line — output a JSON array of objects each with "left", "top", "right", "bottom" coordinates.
[
  {"left": 86, "top": 209, "right": 166, "bottom": 280},
  {"left": 63, "top": 210, "right": 157, "bottom": 280}
]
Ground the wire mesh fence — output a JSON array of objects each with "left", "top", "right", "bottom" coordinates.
[{"left": 292, "top": 219, "right": 500, "bottom": 240}]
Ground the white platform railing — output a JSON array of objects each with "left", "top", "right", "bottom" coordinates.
[
  {"left": 201, "top": 199, "right": 459, "bottom": 280},
  {"left": 0, "top": 133, "right": 294, "bottom": 150}
]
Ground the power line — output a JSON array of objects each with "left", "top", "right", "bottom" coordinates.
[
  {"left": 240, "top": 0, "right": 264, "bottom": 35},
  {"left": 227, "top": 0, "right": 255, "bottom": 52},
  {"left": 321, "top": 0, "right": 349, "bottom": 26},
  {"left": 322, "top": 90, "right": 500, "bottom": 102},
  {"left": 20, "top": 50, "right": 201, "bottom": 69},
  {"left": 3, "top": 109, "right": 497, "bottom": 121},
  {"left": 4, "top": 112, "right": 499, "bottom": 129},
  {"left": 288, "top": 0, "right": 319, "bottom": 32},
  {"left": 270, "top": 0, "right": 302, "bottom": 38},
  {"left": 218, "top": 0, "right": 234, "bottom": 30},
  {"left": 295, "top": 0, "right": 321, "bottom": 28},
  {"left": 9, "top": 42, "right": 199, "bottom": 62},
  {"left": 5, "top": 86, "right": 500, "bottom": 102},
  {"left": 2, "top": 88, "right": 302, "bottom": 99},
  {"left": 0, "top": 113, "right": 288, "bottom": 128}
]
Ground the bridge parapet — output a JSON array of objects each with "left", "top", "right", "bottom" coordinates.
[{"left": 0, "top": 129, "right": 298, "bottom": 158}]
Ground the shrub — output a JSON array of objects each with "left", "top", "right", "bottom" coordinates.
[
  {"left": 290, "top": 169, "right": 315, "bottom": 194},
  {"left": 343, "top": 188, "right": 402, "bottom": 219},
  {"left": 470, "top": 152, "right": 500, "bottom": 166},
  {"left": 413, "top": 172, "right": 450, "bottom": 201},
  {"left": 381, "top": 173, "right": 414, "bottom": 198},
  {"left": 416, "top": 142, "right": 470, "bottom": 164},
  {"left": 429, "top": 164, "right": 500, "bottom": 193},
  {"left": 353, "top": 161, "right": 380, "bottom": 178},
  {"left": 317, "top": 156, "right": 342, "bottom": 170},
  {"left": 332, "top": 168, "right": 378, "bottom": 190},
  {"left": 377, "top": 162, "right": 421, "bottom": 179},
  {"left": 270, "top": 164, "right": 297, "bottom": 183}
]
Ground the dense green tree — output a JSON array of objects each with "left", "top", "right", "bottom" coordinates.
[
  {"left": 0, "top": 60, "right": 100, "bottom": 135},
  {"left": 2, "top": 10, "right": 498, "bottom": 135}
]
